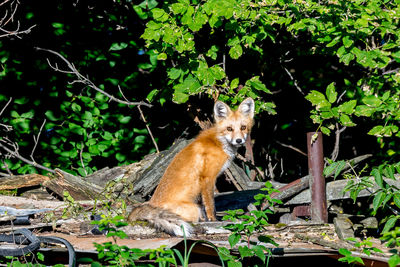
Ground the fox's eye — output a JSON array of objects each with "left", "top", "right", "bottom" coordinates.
[
  {"left": 241, "top": 125, "right": 246, "bottom": 130},
  {"left": 227, "top": 126, "right": 233, "bottom": 132}
]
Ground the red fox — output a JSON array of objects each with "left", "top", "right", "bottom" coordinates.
[{"left": 128, "top": 97, "right": 255, "bottom": 236}]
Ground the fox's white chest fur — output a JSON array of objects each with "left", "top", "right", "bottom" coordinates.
[{"left": 217, "top": 136, "right": 237, "bottom": 176}]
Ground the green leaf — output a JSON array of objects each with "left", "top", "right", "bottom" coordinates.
[
  {"left": 368, "top": 125, "right": 383, "bottom": 136},
  {"left": 172, "top": 91, "right": 189, "bottom": 103},
  {"left": 206, "top": 45, "right": 219, "bottom": 60},
  {"left": 393, "top": 194, "right": 400, "bottom": 209},
  {"left": 355, "top": 105, "right": 375, "bottom": 117},
  {"left": 326, "top": 36, "right": 340, "bottom": 47},
  {"left": 52, "top": 22, "right": 64, "bottom": 29},
  {"left": 339, "top": 114, "right": 355, "bottom": 126},
  {"left": 37, "top": 252, "right": 45, "bottom": 261},
  {"left": 320, "top": 126, "right": 331, "bottom": 135},
  {"left": 372, "top": 191, "right": 386, "bottom": 214},
  {"left": 326, "top": 82, "right": 337, "bottom": 103},
  {"left": 252, "top": 245, "right": 266, "bottom": 263},
  {"left": 45, "top": 110, "right": 60, "bottom": 121},
  {"left": 151, "top": 8, "right": 167, "bottom": 21},
  {"left": 176, "top": 75, "right": 201, "bottom": 93},
  {"left": 227, "top": 36, "right": 240, "bottom": 47},
  {"left": 109, "top": 42, "right": 128, "bottom": 51},
  {"left": 157, "top": 52, "right": 167, "bottom": 60},
  {"left": 71, "top": 102, "right": 81, "bottom": 112},
  {"left": 170, "top": 3, "right": 187, "bottom": 14},
  {"left": 217, "top": 247, "right": 232, "bottom": 261},
  {"left": 14, "top": 98, "right": 29, "bottom": 104},
  {"left": 229, "top": 45, "right": 243, "bottom": 59},
  {"left": 147, "top": 89, "right": 159, "bottom": 102},
  {"left": 324, "top": 160, "right": 346, "bottom": 179},
  {"left": 228, "top": 233, "right": 240, "bottom": 248},
  {"left": 227, "top": 260, "right": 242, "bottom": 267},
  {"left": 238, "top": 246, "right": 253, "bottom": 258},
  {"left": 342, "top": 36, "right": 354, "bottom": 48},
  {"left": 248, "top": 77, "right": 271, "bottom": 94},
  {"left": 116, "top": 153, "right": 126, "bottom": 162},
  {"left": 119, "top": 116, "right": 132, "bottom": 124},
  {"left": 338, "top": 100, "right": 357, "bottom": 114},
  {"left": 362, "top": 95, "right": 382, "bottom": 107},
  {"left": 305, "top": 90, "right": 330, "bottom": 110},
  {"left": 382, "top": 216, "right": 398, "bottom": 233},
  {"left": 341, "top": 53, "right": 355, "bottom": 65},
  {"left": 338, "top": 248, "right": 352, "bottom": 257},
  {"left": 209, "top": 65, "right": 226, "bottom": 80},
  {"left": 388, "top": 254, "right": 400, "bottom": 267},
  {"left": 168, "top": 68, "right": 182, "bottom": 80},
  {"left": 371, "top": 168, "right": 384, "bottom": 188},
  {"left": 133, "top": 5, "right": 148, "bottom": 20},
  {"left": 231, "top": 78, "right": 239, "bottom": 89},
  {"left": 334, "top": 161, "right": 346, "bottom": 179}
]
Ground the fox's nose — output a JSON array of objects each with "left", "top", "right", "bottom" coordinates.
[{"left": 236, "top": 138, "right": 243, "bottom": 144}]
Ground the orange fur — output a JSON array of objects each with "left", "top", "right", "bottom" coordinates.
[{"left": 128, "top": 98, "right": 255, "bottom": 236}]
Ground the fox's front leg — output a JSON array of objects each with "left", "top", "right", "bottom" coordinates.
[{"left": 201, "top": 179, "right": 217, "bottom": 221}]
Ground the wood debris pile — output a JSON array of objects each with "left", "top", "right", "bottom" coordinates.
[{"left": 0, "top": 139, "right": 395, "bottom": 265}]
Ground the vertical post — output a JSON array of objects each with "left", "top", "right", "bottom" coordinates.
[{"left": 307, "top": 132, "right": 328, "bottom": 223}]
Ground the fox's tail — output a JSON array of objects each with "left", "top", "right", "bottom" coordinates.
[{"left": 127, "top": 203, "right": 193, "bottom": 237}]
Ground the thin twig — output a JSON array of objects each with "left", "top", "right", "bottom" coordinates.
[
  {"left": 0, "top": 24, "right": 36, "bottom": 38},
  {"left": 137, "top": 105, "right": 160, "bottom": 153},
  {"left": 336, "top": 90, "right": 346, "bottom": 103},
  {"left": 331, "top": 123, "right": 346, "bottom": 161},
  {"left": 236, "top": 153, "right": 265, "bottom": 180},
  {"left": 0, "top": 97, "right": 12, "bottom": 117},
  {"left": 0, "top": 142, "right": 55, "bottom": 173},
  {"left": 283, "top": 67, "right": 305, "bottom": 95},
  {"left": 35, "top": 47, "right": 152, "bottom": 108},
  {"left": 117, "top": 85, "right": 160, "bottom": 153},
  {"left": 1, "top": 159, "right": 12, "bottom": 176},
  {"left": 0, "top": 0, "right": 12, "bottom": 8},
  {"left": 276, "top": 140, "right": 307, "bottom": 156},
  {"left": 0, "top": 123, "right": 12, "bottom": 131},
  {"left": 382, "top": 68, "right": 400, "bottom": 75},
  {"left": 30, "top": 119, "right": 46, "bottom": 163},
  {"left": 79, "top": 142, "right": 87, "bottom": 176},
  {"left": 0, "top": 0, "right": 36, "bottom": 39}
]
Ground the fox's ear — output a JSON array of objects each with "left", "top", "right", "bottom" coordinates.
[
  {"left": 238, "top": 97, "right": 255, "bottom": 118},
  {"left": 214, "top": 101, "right": 232, "bottom": 121}
]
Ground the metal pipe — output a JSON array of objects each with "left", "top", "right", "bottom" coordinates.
[{"left": 307, "top": 132, "right": 328, "bottom": 223}]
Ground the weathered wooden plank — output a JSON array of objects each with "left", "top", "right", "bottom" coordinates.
[{"left": 287, "top": 176, "right": 400, "bottom": 205}]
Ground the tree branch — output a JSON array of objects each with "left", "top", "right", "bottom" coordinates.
[
  {"left": 276, "top": 140, "right": 307, "bottom": 156},
  {"left": 117, "top": 85, "right": 160, "bottom": 153},
  {"left": 35, "top": 47, "right": 153, "bottom": 108},
  {"left": 0, "top": 141, "right": 55, "bottom": 174},
  {"left": 0, "top": 97, "right": 12, "bottom": 117},
  {"left": 30, "top": 119, "right": 46, "bottom": 163},
  {"left": 0, "top": 0, "right": 36, "bottom": 39},
  {"left": 331, "top": 123, "right": 346, "bottom": 162}
]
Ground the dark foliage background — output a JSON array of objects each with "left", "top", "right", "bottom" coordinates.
[{"left": 0, "top": 0, "right": 395, "bottom": 183}]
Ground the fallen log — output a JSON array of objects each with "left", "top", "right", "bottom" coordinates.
[
  {"left": 43, "top": 169, "right": 104, "bottom": 200},
  {"left": 0, "top": 174, "right": 49, "bottom": 190},
  {"left": 84, "top": 166, "right": 126, "bottom": 188}
]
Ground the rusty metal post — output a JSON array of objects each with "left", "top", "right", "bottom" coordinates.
[{"left": 307, "top": 132, "right": 328, "bottom": 223}]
